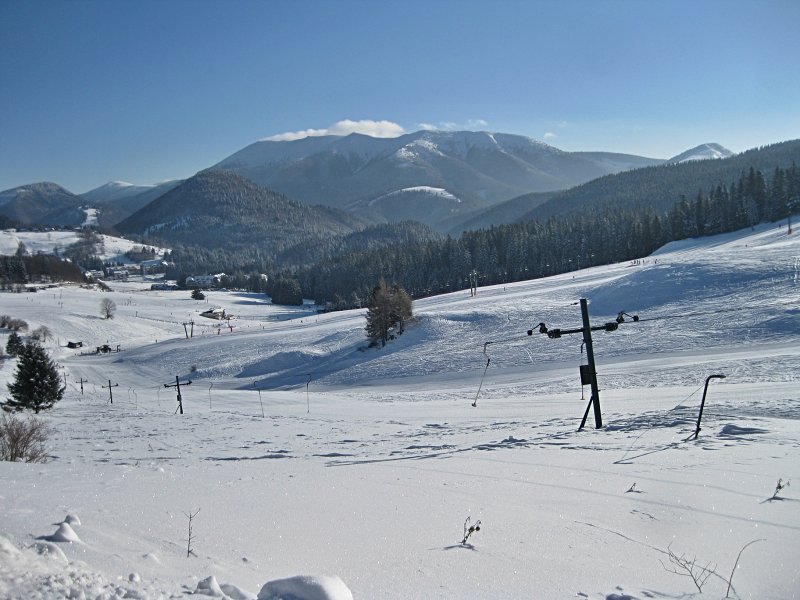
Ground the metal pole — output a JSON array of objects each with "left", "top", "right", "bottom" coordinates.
[
  {"left": 102, "top": 380, "right": 118, "bottom": 404},
  {"left": 693, "top": 374, "right": 726, "bottom": 439},
  {"left": 164, "top": 376, "right": 191, "bottom": 414},
  {"left": 579, "top": 298, "right": 602, "bottom": 429},
  {"left": 175, "top": 376, "right": 183, "bottom": 414}
]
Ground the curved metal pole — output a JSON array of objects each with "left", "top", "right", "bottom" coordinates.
[{"left": 693, "top": 374, "right": 726, "bottom": 439}]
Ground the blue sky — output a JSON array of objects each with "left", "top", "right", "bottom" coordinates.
[{"left": 1, "top": 0, "right": 799, "bottom": 193}]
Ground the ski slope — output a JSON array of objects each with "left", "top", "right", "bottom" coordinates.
[{"left": 0, "top": 223, "right": 798, "bottom": 599}]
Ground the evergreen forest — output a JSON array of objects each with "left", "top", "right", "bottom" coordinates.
[{"left": 165, "top": 163, "right": 798, "bottom": 307}]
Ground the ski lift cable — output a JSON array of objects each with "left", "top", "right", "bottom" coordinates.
[{"left": 626, "top": 299, "right": 795, "bottom": 324}]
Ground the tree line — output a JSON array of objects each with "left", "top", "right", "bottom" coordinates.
[
  {"left": 129, "top": 163, "right": 798, "bottom": 307},
  {"left": 293, "top": 164, "right": 798, "bottom": 304},
  {"left": 0, "top": 253, "right": 86, "bottom": 287}
]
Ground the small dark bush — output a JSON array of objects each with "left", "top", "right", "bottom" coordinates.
[
  {"left": 0, "top": 413, "right": 52, "bottom": 463},
  {"left": 6, "top": 318, "right": 28, "bottom": 332}
]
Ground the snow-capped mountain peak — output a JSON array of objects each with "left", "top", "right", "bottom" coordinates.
[{"left": 669, "top": 143, "right": 734, "bottom": 163}]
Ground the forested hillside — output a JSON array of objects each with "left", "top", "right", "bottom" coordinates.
[
  {"left": 0, "top": 253, "right": 86, "bottom": 287},
  {"left": 0, "top": 182, "right": 86, "bottom": 226},
  {"left": 115, "top": 169, "right": 366, "bottom": 252},
  {"left": 291, "top": 162, "right": 799, "bottom": 304},
  {"left": 163, "top": 220, "right": 442, "bottom": 288},
  {"left": 106, "top": 145, "right": 799, "bottom": 309},
  {"left": 516, "top": 139, "right": 800, "bottom": 221}
]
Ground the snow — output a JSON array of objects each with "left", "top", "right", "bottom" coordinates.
[
  {"left": 81, "top": 181, "right": 151, "bottom": 202},
  {"left": 670, "top": 143, "right": 734, "bottom": 163},
  {"left": 0, "top": 230, "right": 83, "bottom": 256},
  {"left": 0, "top": 229, "right": 168, "bottom": 263},
  {"left": 0, "top": 222, "right": 798, "bottom": 599},
  {"left": 258, "top": 575, "right": 354, "bottom": 600},
  {"left": 368, "top": 186, "right": 461, "bottom": 207},
  {"left": 82, "top": 207, "right": 99, "bottom": 227}
]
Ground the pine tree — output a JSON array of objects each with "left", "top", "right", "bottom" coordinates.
[
  {"left": 267, "top": 276, "right": 303, "bottom": 305},
  {"left": 390, "top": 283, "right": 412, "bottom": 334},
  {"left": 5, "top": 342, "right": 65, "bottom": 413},
  {"left": 365, "top": 279, "right": 392, "bottom": 347},
  {"left": 5, "top": 332, "right": 24, "bottom": 356},
  {"left": 365, "top": 279, "right": 413, "bottom": 347}
]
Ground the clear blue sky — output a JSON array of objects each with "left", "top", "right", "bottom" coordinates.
[{"left": 1, "top": 0, "right": 798, "bottom": 193}]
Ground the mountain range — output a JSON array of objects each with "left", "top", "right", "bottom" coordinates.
[
  {"left": 213, "top": 130, "right": 669, "bottom": 225},
  {"left": 0, "top": 181, "right": 86, "bottom": 226},
  {"left": 0, "top": 131, "right": 740, "bottom": 234}
]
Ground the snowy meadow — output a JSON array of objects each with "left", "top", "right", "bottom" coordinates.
[{"left": 1, "top": 223, "right": 798, "bottom": 599}]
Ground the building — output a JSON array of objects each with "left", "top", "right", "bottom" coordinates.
[{"left": 185, "top": 273, "right": 226, "bottom": 288}]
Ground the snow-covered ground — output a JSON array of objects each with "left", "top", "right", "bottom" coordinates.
[
  {"left": 0, "top": 229, "right": 167, "bottom": 263},
  {"left": 0, "top": 223, "right": 798, "bottom": 599}
]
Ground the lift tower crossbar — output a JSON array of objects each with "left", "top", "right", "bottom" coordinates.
[
  {"left": 533, "top": 299, "right": 633, "bottom": 429},
  {"left": 164, "top": 376, "right": 192, "bottom": 415}
]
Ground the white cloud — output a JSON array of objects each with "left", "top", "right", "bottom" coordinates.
[
  {"left": 328, "top": 119, "right": 405, "bottom": 138},
  {"left": 543, "top": 132, "right": 557, "bottom": 140},
  {"left": 265, "top": 118, "right": 492, "bottom": 142},
  {"left": 265, "top": 128, "right": 329, "bottom": 142},
  {"left": 263, "top": 119, "right": 405, "bottom": 141},
  {"left": 414, "top": 119, "right": 490, "bottom": 132}
]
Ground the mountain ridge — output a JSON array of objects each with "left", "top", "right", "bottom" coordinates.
[
  {"left": 212, "top": 130, "right": 669, "bottom": 226},
  {"left": 0, "top": 132, "right": 750, "bottom": 234}
]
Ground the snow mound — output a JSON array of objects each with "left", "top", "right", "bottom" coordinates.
[
  {"left": 0, "top": 535, "right": 23, "bottom": 559},
  {"left": 193, "top": 575, "right": 254, "bottom": 599},
  {"left": 62, "top": 513, "right": 81, "bottom": 526},
  {"left": 0, "top": 534, "right": 148, "bottom": 600},
  {"left": 719, "top": 424, "right": 769, "bottom": 436},
  {"left": 193, "top": 575, "right": 226, "bottom": 597},
  {"left": 257, "top": 575, "right": 353, "bottom": 600},
  {"left": 33, "top": 541, "right": 68, "bottom": 564},
  {"left": 44, "top": 522, "right": 82, "bottom": 543}
]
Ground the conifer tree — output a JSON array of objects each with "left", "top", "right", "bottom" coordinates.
[
  {"left": 5, "top": 331, "right": 24, "bottom": 356},
  {"left": 5, "top": 341, "right": 65, "bottom": 413},
  {"left": 365, "top": 279, "right": 392, "bottom": 347},
  {"left": 365, "top": 278, "right": 413, "bottom": 347}
]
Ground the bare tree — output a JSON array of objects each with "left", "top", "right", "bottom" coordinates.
[
  {"left": 0, "top": 413, "right": 52, "bottom": 463},
  {"left": 100, "top": 297, "right": 116, "bottom": 319},
  {"left": 185, "top": 508, "right": 201, "bottom": 557},
  {"left": 31, "top": 325, "right": 53, "bottom": 342},
  {"left": 660, "top": 544, "right": 715, "bottom": 592}
]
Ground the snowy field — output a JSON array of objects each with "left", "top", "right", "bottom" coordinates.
[
  {"left": 0, "top": 223, "right": 798, "bottom": 599},
  {"left": 0, "top": 229, "right": 166, "bottom": 263}
]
